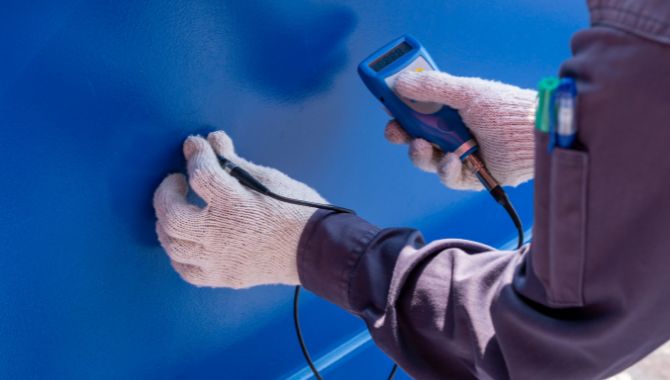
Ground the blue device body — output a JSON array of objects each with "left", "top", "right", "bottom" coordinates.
[{"left": 358, "top": 35, "right": 477, "bottom": 158}]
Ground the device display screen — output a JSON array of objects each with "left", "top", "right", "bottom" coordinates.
[{"left": 369, "top": 42, "right": 412, "bottom": 72}]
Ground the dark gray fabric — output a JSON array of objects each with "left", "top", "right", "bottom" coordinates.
[
  {"left": 589, "top": 0, "right": 670, "bottom": 44},
  {"left": 297, "top": 1, "right": 670, "bottom": 378}
]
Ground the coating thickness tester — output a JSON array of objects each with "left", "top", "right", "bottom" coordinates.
[{"left": 358, "top": 35, "right": 500, "bottom": 192}]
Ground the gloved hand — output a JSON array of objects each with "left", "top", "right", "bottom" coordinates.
[
  {"left": 153, "top": 131, "right": 325, "bottom": 289},
  {"left": 385, "top": 71, "right": 537, "bottom": 190}
]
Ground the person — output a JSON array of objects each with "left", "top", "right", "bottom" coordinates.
[{"left": 152, "top": 0, "right": 670, "bottom": 378}]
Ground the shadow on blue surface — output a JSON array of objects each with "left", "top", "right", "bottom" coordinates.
[{"left": 226, "top": 1, "right": 356, "bottom": 101}]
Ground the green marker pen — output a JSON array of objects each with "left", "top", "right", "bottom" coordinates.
[{"left": 535, "top": 77, "right": 560, "bottom": 133}]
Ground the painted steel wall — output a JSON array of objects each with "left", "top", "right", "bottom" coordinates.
[{"left": 0, "top": 1, "right": 587, "bottom": 378}]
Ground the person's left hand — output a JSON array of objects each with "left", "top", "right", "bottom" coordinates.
[{"left": 153, "top": 131, "right": 326, "bottom": 289}]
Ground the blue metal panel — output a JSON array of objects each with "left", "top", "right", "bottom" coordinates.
[{"left": 0, "top": 1, "right": 587, "bottom": 378}]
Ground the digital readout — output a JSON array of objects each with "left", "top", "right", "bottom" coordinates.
[{"left": 369, "top": 42, "right": 412, "bottom": 72}]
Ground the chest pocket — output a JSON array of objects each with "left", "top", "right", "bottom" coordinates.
[
  {"left": 525, "top": 131, "right": 590, "bottom": 308},
  {"left": 545, "top": 147, "right": 589, "bottom": 307}
]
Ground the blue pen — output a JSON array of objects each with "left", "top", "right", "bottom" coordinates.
[{"left": 555, "top": 77, "right": 578, "bottom": 149}]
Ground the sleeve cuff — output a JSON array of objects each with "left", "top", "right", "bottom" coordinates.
[{"left": 297, "top": 209, "right": 381, "bottom": 311}]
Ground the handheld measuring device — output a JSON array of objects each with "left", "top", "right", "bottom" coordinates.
[
  {"left": 358, "top": 35, "right": 500, "bottom": 192},
  {"left": 358, "top": 35, "right": 524, "bottom": 249}
]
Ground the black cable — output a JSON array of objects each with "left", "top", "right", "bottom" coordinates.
[
  {"left": 219, "top": 155, "right": 522, "bottom": 379},
  {"left": 294, "top": 286, "right": 323, "bottom": 380},
  {"left": 219, "top": 157, "right": 356, "bottom": 215},
  {"left": 267, "top": 191, "right": 355, "bottom": 215},
  {"left": 489, "top": 186, "right": 525, "bottom": 250},
  {"left": 386, "top": 363, "right": 399, "bottom": 380},
  {"left": 502, "top": 198, "right": 524, "bottom": 250}
]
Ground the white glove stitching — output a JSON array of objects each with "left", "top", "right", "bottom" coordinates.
[
  {"left": 392, "top": 71, "right": 537, "bottom": 190},
  {"left": 153, "top": 132, "right": 323, "bottom": 289}
]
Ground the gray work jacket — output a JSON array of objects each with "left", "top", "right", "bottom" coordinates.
[{"left": 297, "top": 0, "right": 670, "bottom": 379}]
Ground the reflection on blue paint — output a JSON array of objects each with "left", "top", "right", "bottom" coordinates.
[{"left": 284, "top": 330, "right": 373, "bottom": 380}]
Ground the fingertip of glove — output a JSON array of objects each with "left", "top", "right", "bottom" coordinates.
[
  {"left": 396, "top": 70, "right": 423, "bottom": 82},
  {"left": 153, "top": 173, "right": 188, "bottom": 216},
  {"left": 436, "top": 154, "right": 485, "bottom": 191},
  {"left": 408, "top": 138, "right": 433, "bottom": 157},
  {"left": 207, "top": 130, "right": 235, "bottom": 157},
  {"left": 408, "top": 139, "right": 439, "bottom": 172},
  {"left": 157, "top": 173, "right": 188, "bottom": 196},
  {"left": 183, "top": 135, "right": 209, "bottom": 160},
  {"left": 171, "top": 261, "right": 213, "bottom": 288},
  {"left": 394, "top": 71, "right": 422, "bottom": 93},
  {"left": 395, "top": 70, "right": 461, "bottom": 100},
  {"left": 395, "top": 70, "right": 442, "bottom": 88},
  {"left": 384, "top": 120, "right": 410, "bottom": 144}
]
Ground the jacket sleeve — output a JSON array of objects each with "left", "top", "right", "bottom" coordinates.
[{"left": 298, "top": 1, "right": 670, "bottom": 378}]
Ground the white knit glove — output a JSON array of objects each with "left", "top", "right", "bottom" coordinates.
[
  {"left": 385, "top": 71, "right": 537, "bottom": 190},
  {"left": 153, "top": 131, "right": 325, "bottom": 289}
]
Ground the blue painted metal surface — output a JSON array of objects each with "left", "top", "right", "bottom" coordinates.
[{"left": 0, "top": 1, "right": 587, "bottom": 379}]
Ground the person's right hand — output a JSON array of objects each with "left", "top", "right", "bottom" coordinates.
[{"left": 385, "top": 71, "right": 537, "bottom": 190}]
